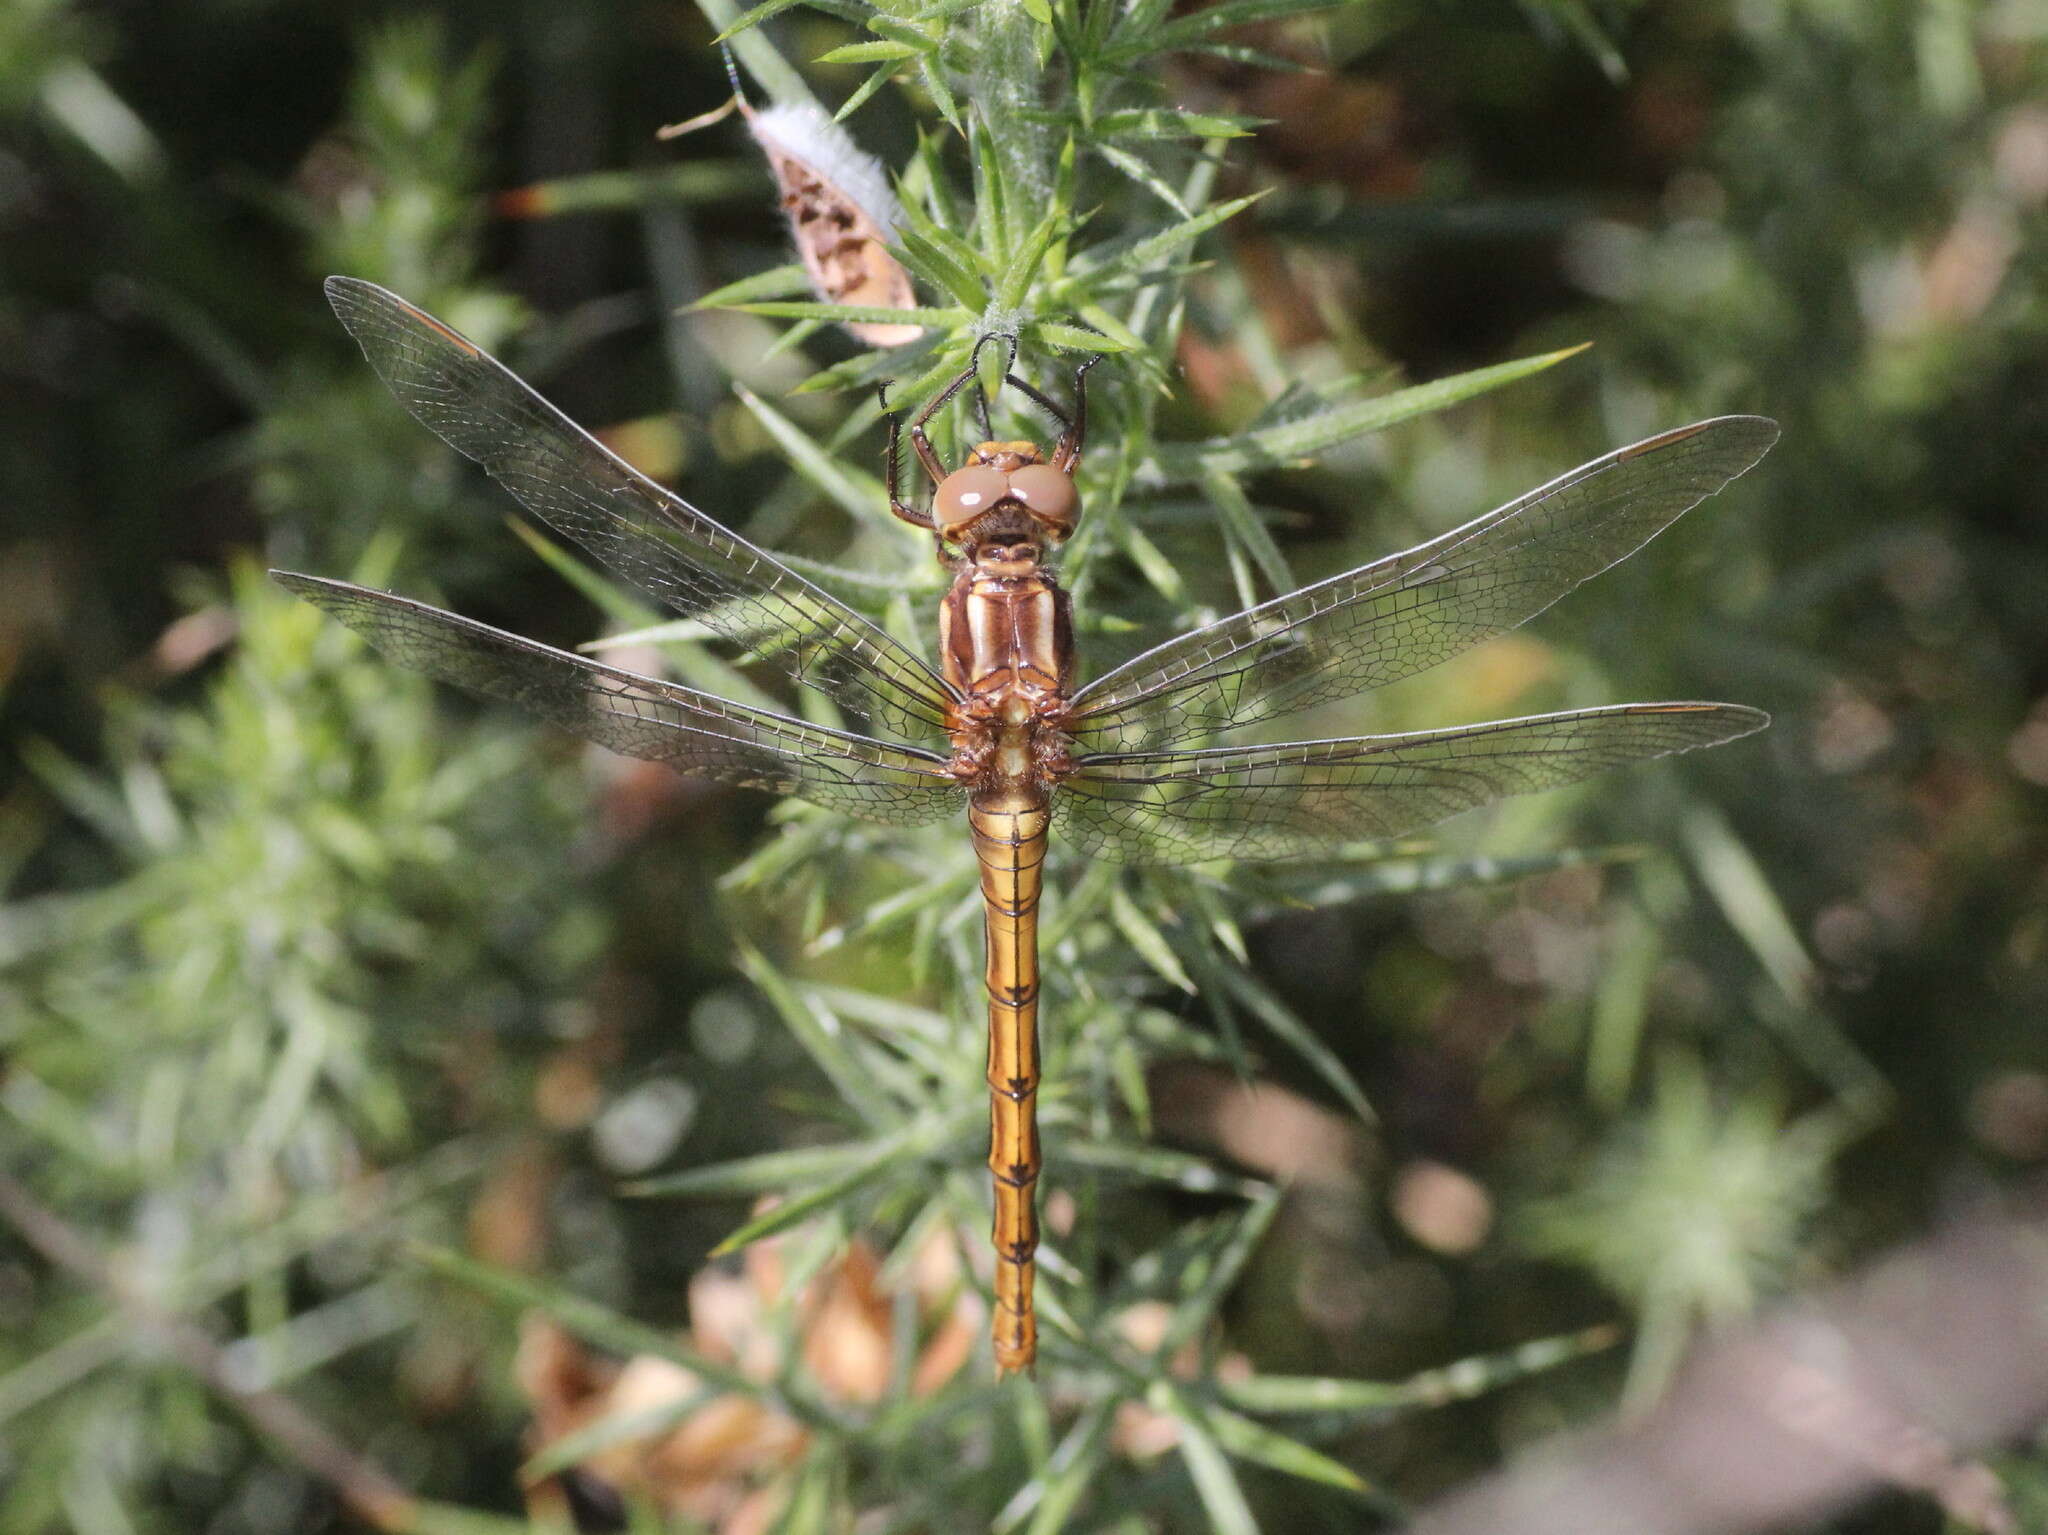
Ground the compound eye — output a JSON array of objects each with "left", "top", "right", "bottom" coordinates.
[
  {"left": 932, "top": 465, "right": 1010, "bottom": 535},
  {"left": 1006, "top": 463, "right": 1080, "bottom": 537}
]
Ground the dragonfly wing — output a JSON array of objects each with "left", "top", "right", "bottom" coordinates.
[
  {"left": 1054, "top": 702, "right": 1767, "bottom": 864},
  {"left": 1068, "top": 417, "right": 1777, "bottom": 752},
  {"left": 325, "top": 276, "right": 956, "bottom": 743},
  {"left": 276, "top": 573, "right": 964, "bottom": 827}
]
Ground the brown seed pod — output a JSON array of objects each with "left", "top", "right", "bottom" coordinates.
[{"left": 742, "top": 102, "right": 921, "bottom": 348}]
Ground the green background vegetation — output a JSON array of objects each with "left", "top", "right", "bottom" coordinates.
[{"left": 4, "top": 0, "right": 2046, "bottom": 1530}]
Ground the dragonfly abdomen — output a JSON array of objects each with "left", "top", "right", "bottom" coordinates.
[{"left": 969, "top": 785, "right": 1050, "bottom": 1376}]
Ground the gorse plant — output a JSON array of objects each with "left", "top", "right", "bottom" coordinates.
[{"left": 28, "top": 0, "right": 2018, "bottom": 1527}]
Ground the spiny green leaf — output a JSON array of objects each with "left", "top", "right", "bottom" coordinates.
[
  {"left": 1096, "top": 107, "right": 1265, "bottom": 139},
  {"left": 404, "top": 1243, "right": 773, "bottom": 1407},
  {"left": 817, "top": 39, "right": 925, "bottom": 65},
  {"left": 1210, "top": 961, "right": 1376, "bottom": 1125},
  {"left": 1680, "top": 804, "right": 1815, "bottom": 1008},
  {"left": 1218, "top": 1323, "right": 1623, "bottom": 1416},
  {"left": 1074, "top": 190, "right": 1267, "bottom": 282},
  {"left": 620, "top": 1141, "right": 889, "bottom": 1199},
  {"left": 728, "top": 300, "right": 966, "bottom": 330},
  {"left": 1540, "top": 0, "right": 1630, "bottom": 84},
  {"left": 1144, "top": 342, "right": 1593, "bottom": 484},
  {"left": 818, "top": 989, "right": 956, "bottom": 1059},
  {"left": 792, "top": 347, "right": 920, "bottom": 396},
  {"left": 918, "top": 53, "right": 966, "bottom": 135},
  {"left": 762, "top": 315, "right": 831, "bottom": 364},
  {"left": 1161, "top": 1185, "right": 1282, "bottom": 1353},
  {"left": 694, "top": 0, "right": 820, "bottom": 105},
  {"left": 1109, "top": 0, "right": 1359, "bottom": 61},
  {"left": 1119, "top": 0, "right": 1178, "bottom": 37},
  {"left": 834, "top": 62, "right": 899, "bottom": 121},
  {"left": 969, "top": 122, "right": 1013, "bottom": 265},
  {"left": 1028, "top": 320, "right": 1135, "bottom": 355},
  {"left": 1110, "top": 1037, "right": 1154, "bottom": 1137},
  {"left": 691, "top": 263, "right": 811, "bottom": 310},
  {"left": 1109, "top": 518, "right": 1188, "bottom": 604},
  {"left": 995, "top": 1400, "right": 1114, "bottom": 1535},
  {"left": 1192, "top": 1398, "right": 1374, "bottom": 1496},
  {"left": 506, "top": 518, "right": 658, "bottom": 626},
  {"left": 996, "top": 207, "right": 1071, "bottom": 311},
  {"left": 906, "top": 216, "right": 989, "bottom": 280},
  {"left": 808, "top": 869, "right": 975, "bottom": 953},
  {"left": 1095, "top": 141, "right": 1191, "bottom": 216},
  {"left": 1057, "top": 1138, "right": 1266, "bottom": 1197},
  {"left": 910, "top": 0, "right": 1000, "bottom": 20},
  {"left": 734, "top": 382, "right": 883, "bottom": 524},
  {"left": 579, "top": 614, "right": 711, "bottom": 648},
  {"left": 1069, "top": 301, "right": 1150, "bottom": 356},
  {"left": 1172, "top": 40, "right": 1308, "bottom": 71},
  {"left": 864, "top": 15, "right": 943, "bottom": 47},
  {"left": 707, "top": 1134, "right": 918, "bottom": 1256},
  {"left": 519, "top": 1387, "right": 716, "bottom": 1482},
  {"left": 1110, "top": 885, "right": 1196, "bottom": 994},
  {"left": 1179, "top": 878, "right": 1250, "bottom": 967},
  {"left": 1200, "top": 463, "right": 1294, "bottom": 595},
  {"left": 735, "top": 940, "right": 884, "bottom": 1127},
  {"left": 1240, "top": 844, "right": 1632, "bottom": 916},
  {"left": 711, "top": 0, "right": 812, "bottom": 44},
  {"left": 1172, "top": 1406, "right": 1258, "bottom": 1535},
  {"left": 1681, "top": 806, "right": 1885, "bottom": 1114},
  {"left": 895, "top": 226, "right": 990, "bottom": 310}
]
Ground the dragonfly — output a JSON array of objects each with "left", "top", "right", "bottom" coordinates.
[{"left": 278, "top": 276, "right": 1776, "bottom": 1376}]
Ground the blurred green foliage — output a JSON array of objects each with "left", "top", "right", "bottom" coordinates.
[{"left": 4, "top": 0, "right": 2047, "bottom": 1530}]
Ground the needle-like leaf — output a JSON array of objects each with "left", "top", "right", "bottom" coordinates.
[{"left": 1142, "top": 343, "right": 1593, "bottom": 483}]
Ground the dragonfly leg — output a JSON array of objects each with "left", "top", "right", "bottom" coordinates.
[
  {"left": 907, "top": 338, "right": 1014, "bottom": 481},
  {"left": 879, "top": 381, "right": 942, "bottom": 541},
  {"left": 1002, "top": 372, "right": 1070, "bottom": 436},
  {"left": 1051, "top": 354, "right": 1101, "bottom": 473},
  {"left": 966, "top": 333, "right": 1016, "bottom": 443}
]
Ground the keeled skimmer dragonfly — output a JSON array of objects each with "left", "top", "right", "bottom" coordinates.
[{"left": 278, "top": 277, "right": 1774, "bottom": 1375}]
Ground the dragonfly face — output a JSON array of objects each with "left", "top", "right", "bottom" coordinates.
[
  {"left": 277, "top": 277, "right": 1777, "bottom": 1376},
  {"left": 930, "top": 447, "right": 1082, "bottom": 556}
]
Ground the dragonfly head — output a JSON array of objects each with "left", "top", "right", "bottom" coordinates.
[{"left": 933, "top": 444, "right": 1082, "bottom": 556}]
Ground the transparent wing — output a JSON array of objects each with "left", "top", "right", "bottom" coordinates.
[
  {"left": 325, "top": 276, "right": 956, "bottom": 743},
  {"left": 1068, "top": 417, "right": 1778, "bottom": 752},
  {"left": 1054, "top": 703, "right": 1767, "bottom": 865},
  {"left": 276, "top": 573, "right": 964, "bottom": 827}
]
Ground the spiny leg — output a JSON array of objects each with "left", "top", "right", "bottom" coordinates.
[
  {"left": 1051, "top": 354, "right": 1100, "bottom": 473},
  {"left": 909, "top": 337, "right": 1009, "bottom": 478},
  {"left": 968, "top": 333, "right": 1015, "bottom": 443},
  {"left": 879, "top": 381, "right": 939, "bottom": 540},
  {"left": 1001, "top": 373, "right": 1069, "bottom": 435}
]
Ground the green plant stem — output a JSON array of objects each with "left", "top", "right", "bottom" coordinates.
[{"left": 975, "top": 0, "right": 1054, "bottom": 261}]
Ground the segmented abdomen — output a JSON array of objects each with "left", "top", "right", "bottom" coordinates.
[{"left": 968, "top": 787, "right": 1049, "bottom": 1375}]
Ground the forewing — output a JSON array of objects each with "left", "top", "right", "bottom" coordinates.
[
  {"left": 1055, "top": 702, "right": 1767, "bottom": 864},
  {"left": 1068, "top": 418, "right": 1778, "bottom": 752},
  {"left": 325, "top": 276, "right": 955, "bottom": 742},
  {"left": 275, "top": 573, "right": 963, "bottom": 827}
]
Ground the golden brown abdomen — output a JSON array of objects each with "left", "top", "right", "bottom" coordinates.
[{"left": 968, "top": 786, "right": 1049, "bottom": 1374}]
